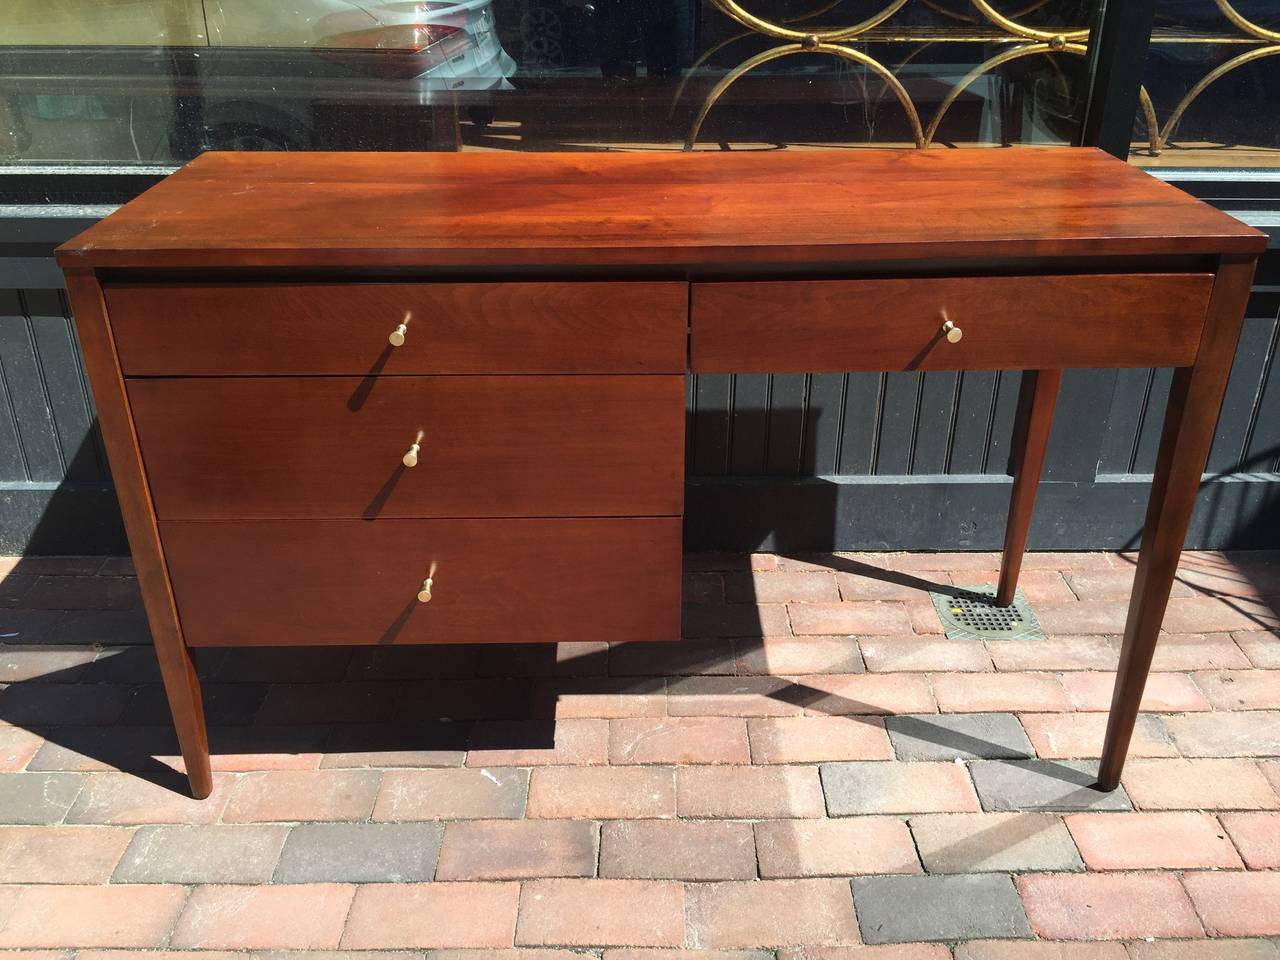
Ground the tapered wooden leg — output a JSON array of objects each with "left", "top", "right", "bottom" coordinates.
[
  {"left": 155, "top": 644, "right": 213, "bottom": 798},
  {"left": 997, "top": 369, "right": 1062, "bottom": 606},
  {"left": 1098, "top": 257, "right": 1257, "bottom": 791},
  {"left": 64, "top": 269, "right": 213, "bottom": 799}
]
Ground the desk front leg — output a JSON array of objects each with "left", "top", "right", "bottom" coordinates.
[
  {"left": 65, "top": 269, "right": 213, "bottom": 799},
  {"left": 1098, "top": 256, "right": 1257, "bottom": 791}
]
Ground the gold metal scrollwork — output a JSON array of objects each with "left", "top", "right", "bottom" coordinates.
[
  {"left": 683, "top": 0, "right": 1095, "bottom": 150},
  {"left": 710, "top": 0, "right": 909, "bottom": 43},
  {"left": 681, "top": 0, "right": 1274, "bottom": 158},
  {"left": 686, "top": 40, "right": 926, "bottom": 149},
  {"left": 1134, "top": 0, "right": 1280, "bottom": 154},
  {"left": 668, "top": 0, "right": 849, "bottom": 119},
  {"left": 923, "top": 40, "right": 1087, "bottom": 146},
  {"left": 967, "top": 0, "right": 1086, "bottom": 43},
  {"left": 1214, "top": 0, "right": 1280, "bottom": 43},
  {"left": 919, "top": 0, "right": 1053, "bottom": 25},
  {"left": 1154, "top": 45, "right": 1280, "bottom": 154}
]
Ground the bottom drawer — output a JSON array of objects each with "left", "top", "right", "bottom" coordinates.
[{"left": 161, "top": 518, "right": 681, "bottom": 647}]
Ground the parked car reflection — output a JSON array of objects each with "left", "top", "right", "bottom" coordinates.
[{"left": 1, "top": 0, "right": 517, "bottom": 159}]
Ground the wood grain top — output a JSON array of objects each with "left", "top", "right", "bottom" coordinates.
[{"left": 57, "top": 148, "right": 1265, "bottom": 270}]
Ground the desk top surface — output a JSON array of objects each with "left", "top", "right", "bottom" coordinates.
[{"left": 58, "top": 148, "right": 1265, "bottom": 270}]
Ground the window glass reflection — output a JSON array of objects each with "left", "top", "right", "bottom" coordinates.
[
  {"left": 1134, "top": 1, "right": 1280, "bottom": 169},
  {"left": 0, "top": 0, "right": 1101, "bottom": 163}
]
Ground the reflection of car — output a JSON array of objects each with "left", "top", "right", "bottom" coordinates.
[
  {"left": 231, "top": 0, "right": 515, "bottom": 90},
  {"left": 506, "top": 0, "right": 596, "bottom": 69},
  {"left": 2, "top": 0, "right": 517, "bottom": 158}
]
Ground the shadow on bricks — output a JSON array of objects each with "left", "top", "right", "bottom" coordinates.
[{"left": 2, "top": 548, "right": 1113, "bottom": 814}]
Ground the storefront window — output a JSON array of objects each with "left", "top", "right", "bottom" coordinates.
[
  {"left": 1, "top": 0, "right": 1100, "bottom": 162},
  {"left": 1133, "top": 1, "right": 1280, "bottom": 169}
]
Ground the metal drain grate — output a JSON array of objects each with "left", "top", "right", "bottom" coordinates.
[{"left": 928, "top": 583, "right": 1046, "bottom": 641}]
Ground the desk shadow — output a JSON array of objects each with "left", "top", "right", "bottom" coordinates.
[
  {"left": 16, "top": 404, "right": 1272, "bottom": 831},
  {"left": 347, "top": 344, "right": 395, "bottom": 412},
  {"left": 364, "top": 464, "right": 406, "bottom": 519},
  {"left": 2, "top": 614, "right": 1092, "bottom": 805}
]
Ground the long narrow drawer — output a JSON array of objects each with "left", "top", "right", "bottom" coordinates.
[
  {"left": 691, "top": 273, "right": 1214, "bottom": 372},
  {"left": 128, "top": 375, "right": 684, "bottom": 520},
  {"left": 161, "top": 517, "right": 682, "bottom": 646},
  {"left": 107, "top": 281, "right": 688, "bottom": 375}
]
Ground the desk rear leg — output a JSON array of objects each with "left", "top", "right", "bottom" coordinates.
[{"left": 996, "top": 369, "right": 1062, "bottom": 606}]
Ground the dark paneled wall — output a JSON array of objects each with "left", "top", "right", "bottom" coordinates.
[
  {"left": 3, "top": 228, "right": 1278, "bottom": 555},
  {"left": 685, "top": 279, "right": 1280, "bottom": 551},
  {"left": 0, "top": 286, "right": 126, "bottom": 553},
  {"left": 688, "top": 370, "right": 1025, "bottom": 479}
]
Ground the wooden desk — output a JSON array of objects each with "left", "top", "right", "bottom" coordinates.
[{"left": 57, "top": 148, "right": 1265, "bottom": 799}]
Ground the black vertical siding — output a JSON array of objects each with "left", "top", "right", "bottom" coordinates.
[
  {"left": 0, "top": 285, "right": 123, "bottom": 554},
  {"left": 3, "top": 232, "right": 1278, "bottom": 554}
]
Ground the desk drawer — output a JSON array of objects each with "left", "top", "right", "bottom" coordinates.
[
  {"left": 691, "top": 274, "right": 1213, "bottom": 372},
  {"left": 129, "top": 375, "right": 684, "bottom": 520},
  {"left": 161, "top": 517, "right": 682, "bottom": 646},
  {"left": 107, "top": 281, "right": 687, "bottom": 375}
]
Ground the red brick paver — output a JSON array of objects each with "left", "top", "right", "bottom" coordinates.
[
  {"left": 1017, "top": 873, "right": 1204, "bottom": 940},
  {"left": 1218, "top": 811, "right": 1280, "bottom": 868},
  {"left": 956, "top": 943, "right": 1129, "bottom": 959},
  {"left": 1120, "top": 759, "right": 1280, "bottom": 810},
  {"left": 221, "top": 770, "right": 380, "bottom": 822},
  {"left": 0, "top": 885, "right": 186, "bottom": 948},
  {"left": 0, "top": 826, "right": 132, "bottom": 884},
  {"left": 754, "top": 817, "right": 920, "bottom": 877},
  {"left": 747, "top": 716, "right": 894, "bottom": 763},
  {"left": 527, "top": 765, "right": 675, "bottom": 819},
  {"left": 342, "top": 882, "right": 520, "bottom": 948},
  {"left": 1181, "top": 871, "right": 1280, "bottom": 937},
  {"left": 170, "top": 883, "right": 354, "bottom": 949},
  {"left": 66, "top": 773, "right": 235, "bottom": 825},
  {"left": 789, "top": 602, "right": 913, "bottom": 636},
  {"left": 1018, "top": 711, "right": 1178, "bottom": 759},
  {"left": 3, "top": 549, "right": 1279, "bottom": 956},
  {"left": 600, "top": 819, "right": 756, "bottom": 880},
  {"left": 1059, "top": 671, "right": 1211, "bottom": 712},
  {"left": 676, "top": 765, "right": 827, "bottom": 818},
  {"left": 517, "top": 879, "right": 685, "bottom": 947},
  {"left": 1063, "top": 811, "right": 1243, "bottom": 869},
  {"left": 609, "top": 717, "right": 751, "bottom": 765},
  {"left": 685, "top": 878, "right": 860, "bottom": 948},
  {"left": 931, "top": 672, "right": 1071, "bottom": 713}
]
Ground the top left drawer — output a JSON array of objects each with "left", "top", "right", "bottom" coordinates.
[{"left": 106, "top": 281, "right": 688, "bottom": 376}]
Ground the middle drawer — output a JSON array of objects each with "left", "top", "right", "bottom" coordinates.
[{"left": 128, "top": 375, "right": 684, "bottom": 520}]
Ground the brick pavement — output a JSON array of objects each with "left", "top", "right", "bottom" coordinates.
[{"left": 0, "top": 550, "right": 1279, "bottom": 956}]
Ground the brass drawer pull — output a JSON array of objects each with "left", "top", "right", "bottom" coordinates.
[
  {"left": 388, "top": 322, "right": 408, "bottom": 347},
  {"left": 417, "top": 561, "right": 438, "bottom": 603},
  {"left": 941, "top": 319, "right": 963, "bottom": 343},
  {"left": 402, "top": 429, "right": 425, "bottom": 468}
]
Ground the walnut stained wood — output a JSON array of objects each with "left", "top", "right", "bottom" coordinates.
[
  {"left": 161, "top": 517, "right": 682, "bottom": 647},
  {"left": 998, "top": 370, "right": 1063, "bottom": 607},
  {"left": 56, "top": 148, "right": 1265, "bottom": 798},
  {"left": 129, "top": 375, "right": 685, "bottom": 520},
  {"left": 108, "top": 281, "right": 687, "bottom": 376},
  {"left": 61, "top": 269, "right": 214, "bottom": 799},
  {"left": 690, "top": 274, "right": 1213, "bottom": 372},
  {"left": 57, "top": 150, "right": 1261, "bottom": 269}
]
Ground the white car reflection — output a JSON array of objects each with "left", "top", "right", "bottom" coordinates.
[{"left": 3, "top": 0, "right": 517, "bottom": 156}]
